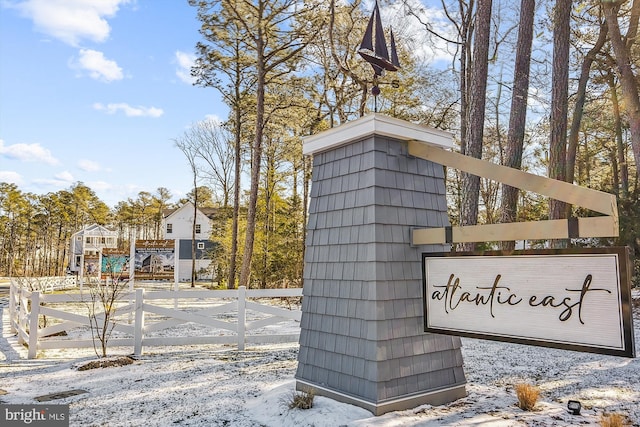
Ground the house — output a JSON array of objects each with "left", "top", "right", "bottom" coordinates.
[
  {"left": 68, "top": 224, "right": 119, "bottom": 275},
  {"left": 162, "top": 202, "right": 218, "bottom": 281}
]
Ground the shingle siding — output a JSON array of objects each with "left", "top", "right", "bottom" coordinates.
[{"left": 296, "top": 133, "right": 466, "bottom": 414}]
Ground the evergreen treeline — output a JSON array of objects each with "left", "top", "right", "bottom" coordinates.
[{"left": 2, "top": 0, "right": 639, "bottom": 286}]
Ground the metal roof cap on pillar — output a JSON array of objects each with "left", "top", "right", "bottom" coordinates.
[{"left": 302, "top": 113, "right": 454, "bottom": 155}]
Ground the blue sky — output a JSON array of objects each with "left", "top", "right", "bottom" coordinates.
[{"left": 0, "top": 0, "right": 227, "bottom": 208}]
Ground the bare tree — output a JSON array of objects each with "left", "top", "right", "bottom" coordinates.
[
  {"left": 191, "top": 119, "right": 236, "bottom": 208},
  {"left": 174, "top": 133, "right": 200, "bottom": 288},
  {"left": 85, "top": 247, "right": 130, "bottom": 358},
  {"left": 328, "top": 0, "right": 370, "bottom": 118}
]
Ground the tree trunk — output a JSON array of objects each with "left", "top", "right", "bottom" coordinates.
[
  {"left": 458, "top": 2, "right": 473, "bottom": 153},
  {"left": 228, "top": 77, "right": 242, "bottom": 289},
  {"left": 500, "top": 0, "right": 535, "bottom": 251},
  {"left": 567, "top": 21, "right": 608, "bottom": 187},
  {"left": 603, "top": 0, "right": 640, "bottom": 181},
  {"left": 548, "top": 0, "right": 572, "bottom": 248},
  {"left": 608, "top": 71, "right": 630, "bottom": 197},
  {"left": 191, "top": 185, "right": 197, "bottom": 288},
  {"left": 238, "top": 32, "right": 266, "bottom": 290},
  {"left": 460, "top": 0, "right": 492, "bottom": 251}
]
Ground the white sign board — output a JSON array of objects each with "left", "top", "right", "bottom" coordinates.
[{"left": 422, "top": 248, "right": 635, "bottom": 358}]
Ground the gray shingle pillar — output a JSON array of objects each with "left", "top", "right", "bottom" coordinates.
[{"left": 295, "top": 114, "right": 466, "bottom": 415}]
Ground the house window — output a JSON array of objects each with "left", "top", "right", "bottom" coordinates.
[
  {"left": 195, "top": 224, "right": 201, "bottom": 234},
  {"left": 167, "top": 223, "right": 173, "bottom": 234},
  {"left": 76, "top": 236, "right": 81, "bottom": 241},
  {"left": 101, "top": 237, "right": 106, "bottom": 244},
  {"left": 197, "top": 242, "right": 205, "bottom": 250},
  {"left": 86, "top": 237, "right": 91, "bottom": 244}
]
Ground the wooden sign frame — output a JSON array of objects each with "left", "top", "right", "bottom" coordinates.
[
  {"left": 408, "top": 140, "right": 619, "bottom": 244},
  {"left": 422, "top": 247, "right": 636, "bottom": 358}
]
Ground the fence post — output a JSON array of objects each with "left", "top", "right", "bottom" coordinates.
[
  {"left": 28, "top": 291, "right": 40, "bottom": 359},
  {"left": 134, "top": 289, "right": 144, "bottom": 356},
  {"left": 9, "top": 280, "right": 16, "bottom": 334},
  {"left": 17, "top": 287, "right": 25, "bottom": 345},
  {"left": 237, "top": 286, "right": 246, "bottom": 351}
]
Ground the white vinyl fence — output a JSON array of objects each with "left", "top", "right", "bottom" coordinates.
[
  {"left": 8, "top": 278, "right": 302, "bottom": 359},
  {"left": 9, "top": 276, "right": 78, "bottom": 293}
]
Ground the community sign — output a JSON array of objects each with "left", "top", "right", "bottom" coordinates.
[
  {"left": 422, "top": 247, "right": 635, "bottom": 358},
  {"left": 84, "top": 256, "right": 100, "bottom": 279},
  {"left": 134, "top": 240, "right": 175, "bottom": 280},
  {"left": 101, "top": 248, "right": 130, "bottom": 279}
]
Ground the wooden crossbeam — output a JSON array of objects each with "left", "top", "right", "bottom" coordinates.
[{"left": 408, "top": 140, "right": 620, "bottom": 245}]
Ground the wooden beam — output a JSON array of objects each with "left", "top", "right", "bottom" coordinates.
[
  {"left": 412, "top": 217, "right": 619, "bottom": 245},
  {"left": 408, "top": 141, "right": 617, "bottom": 216},
  {"left": 407, "top": 140, "right": 620, "bottom": 244}
]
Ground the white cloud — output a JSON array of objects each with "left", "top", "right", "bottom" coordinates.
[
  {"left": 10, "top": 0, "right": 131, "bottom": 46},
  {"left": 204, "top": 114, "right": 222, "bottom": 123},
  {"left": 33, "top": 170, "right": 75, "bottom": 187},
  {"left": 78, "top": 159, "right": 101, "bottom": 172},
  {"left": 55, "top": 170, "right": 74, "bottom": 181},
  {"left": 0, "top": 170, "right": 23, "bottom": 185},
  {"left": 93, "top": 102, "right": 164, "bottom": 118},
  {"left": 175, "top": 50, "right": 196, "bottom": 85},
  {"left": 71, "top": 49, "right": 124, "bottom": 82},
  {"left": 88, "top": 180, "right": 113, "bottom": 193},
  {"left": 0, "top": 139, "right": 59, "bottom": 165}
]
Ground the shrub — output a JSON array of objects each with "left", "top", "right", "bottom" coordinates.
[
  {"left": 287, "top": 388, "right": 315, "bottom": 410},
  {"left": 515, "top": 383, "right": 540, "bottom": 411},
  {"left": 599, "top": 413, "right": 628, "bottom": 427}
]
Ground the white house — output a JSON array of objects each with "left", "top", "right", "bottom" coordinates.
[
  {"left": 162, "top": 202, "right": 218, "bottom": 281},
  {"left": 68, "top": 224, "right": 119, "bottom": 275}
]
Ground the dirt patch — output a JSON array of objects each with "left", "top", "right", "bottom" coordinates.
[
  {"left": 77, "top": 356, "right": 135, "bottom": 371},
  {"left": 35, "top": 389, "right": 88, "bottom": 402}
]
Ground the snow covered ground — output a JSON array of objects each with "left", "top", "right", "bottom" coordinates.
[{"left": 1, "top": 289, "right": 638, "bottom": 427}]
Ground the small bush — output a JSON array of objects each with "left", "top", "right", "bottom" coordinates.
[
  {"left": 599, "top": 413, "right": 628, "bottom": 427},
  {"left": 515, "top": 383, "right": 540, "bottom": 411},
  {"left": 287, "top": 388, "right": 315, "bottom": 410}
]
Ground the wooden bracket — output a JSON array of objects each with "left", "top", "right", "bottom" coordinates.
[{"left": 408, "top": 140, "right": 619, "bottom": 245}]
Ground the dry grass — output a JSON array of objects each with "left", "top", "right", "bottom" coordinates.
[
  {"left": 286, "top": 388, "right": 315, "bottom": 410},
  {"left": 514, "top": 383, "right": 540, "bottom": 411},
  {"left": 599, "top": 413, "right": 629, "bottom": 427}
]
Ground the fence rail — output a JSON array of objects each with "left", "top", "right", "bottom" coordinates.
[
  {"left": 9, "top": 276, "right": 77, "bottom": 293},
  {"left": 8, "top": 278, "right": 302, "bottom": 359}
]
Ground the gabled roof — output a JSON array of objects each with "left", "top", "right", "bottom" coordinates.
[
  {"left": 163, "top": 202, "right": 218, "bottom": 220},
  {"left": 72, "top": 223, "right": 117, "bottom": 237}
]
